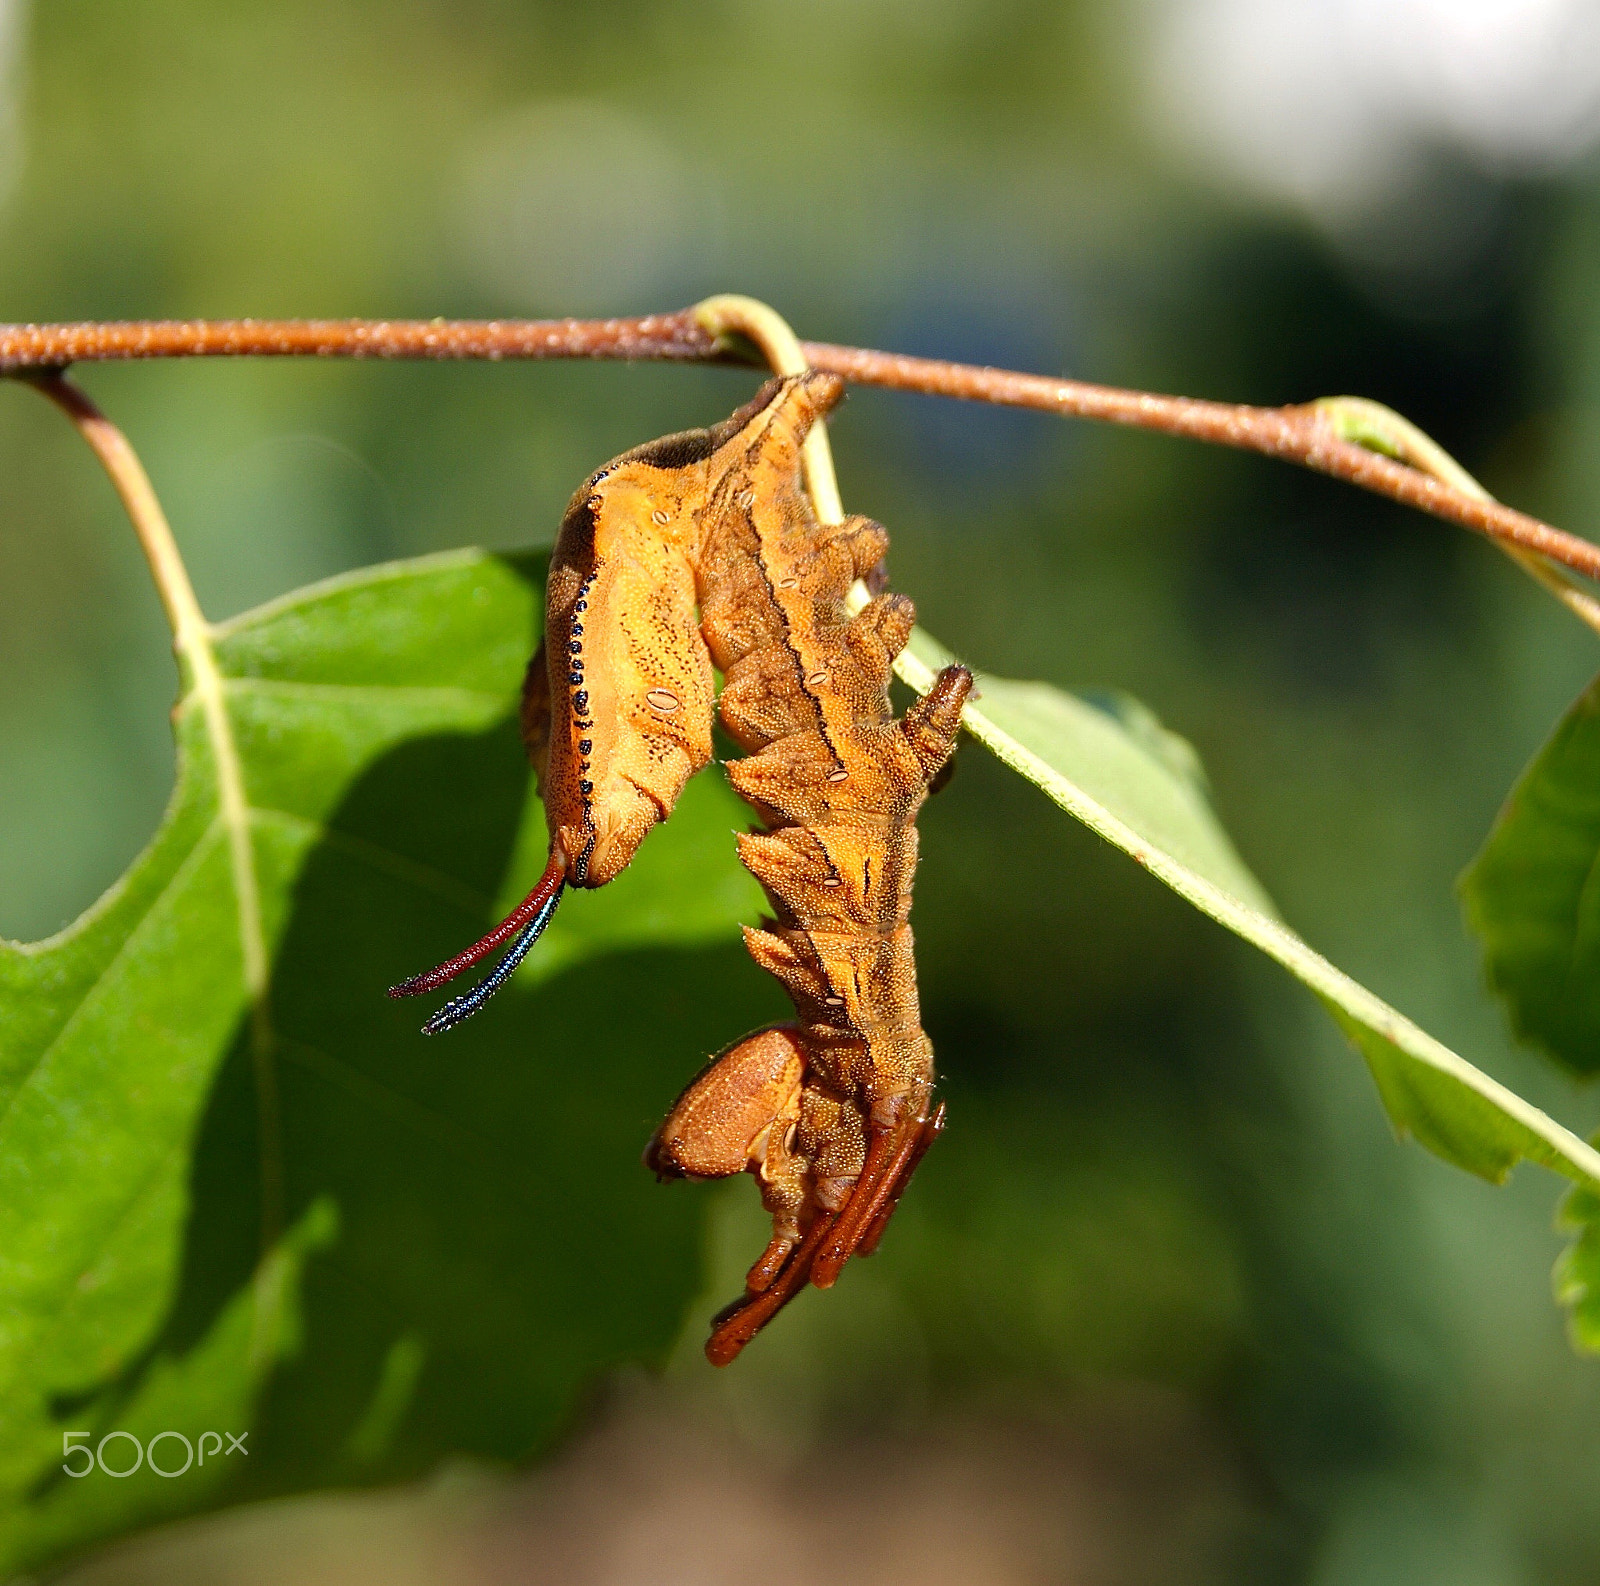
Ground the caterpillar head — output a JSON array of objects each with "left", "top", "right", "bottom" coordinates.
[{"left": 386, "top": 370, "right": 847, "bottom": 1033}]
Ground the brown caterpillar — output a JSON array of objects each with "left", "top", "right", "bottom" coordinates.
[{"left": 391, "top": 372, "right": 970, "bottom": 1363}]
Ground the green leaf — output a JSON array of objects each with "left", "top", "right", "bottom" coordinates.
[
  {"left": 1460, "top": 671, "right": 1600, "bottom": 1078},
  {"left": 1556, "top": 1180, "right": 1600, "bottom": 1351},
  {"left": 0, "top": 548, "right": 764, "bottom": 1573},
  {"left": 894, "top": 628, "right": 1600, "bottom": 1197},
  {"left": 1457, "top": 673, "right": 1600, "bottom": 1350},
  {"left": 0, "top": 1201, "right": 334, "bottom": 1569}
]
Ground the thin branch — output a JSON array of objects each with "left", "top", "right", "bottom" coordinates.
[
  {"left": 805, "top": 342, "right": 1600, "bottom": 588},
  {"left": 2, "top": 309, "right": 1598, "bottom": 589},
  {"left": 0, "top": 312, "right": 712, "bottom": 366},
  {"left": 21, "top": 372, "right": 284, "bottom": 1257},
  {"left": 1312, "top": 396, "right": 1600, "bottom": 637}
]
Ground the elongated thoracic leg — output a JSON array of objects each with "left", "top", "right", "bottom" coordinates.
[
  {"left": 808, "top": 1091, "right": 930, "bottom": 1290},
  {"left": 857, "top": 1102, "right": 945, "bottom": 1256},
  {"left": 705, "top": 1209, "right": 839, "bottom": 1367},
  {"left": 705, "top": 1099, "right": 946, "bottom": 1364}
]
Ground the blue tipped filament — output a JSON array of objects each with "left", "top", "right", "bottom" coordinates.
[{"left": 418, "top": 887, "right": 563, "bottom": 1036}]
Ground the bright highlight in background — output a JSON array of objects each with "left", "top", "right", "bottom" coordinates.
[{"left": 1148, "top": 0, "right": 1600, "bottom": 213}]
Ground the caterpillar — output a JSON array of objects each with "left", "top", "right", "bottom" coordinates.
[{"left": 391, "top": 372, "right": 970, "bottom": 1363}]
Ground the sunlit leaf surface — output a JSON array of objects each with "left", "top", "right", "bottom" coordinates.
[{"left": 0, "top": 549, "right": 765, "bottom": 1572}]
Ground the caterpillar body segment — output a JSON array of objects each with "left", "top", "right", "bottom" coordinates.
[
  {"left": 644, "top": 1023, "right": 810, "bottom": 1272},
  {"left": 644, "top": 1023, "right": 805, "bottom": 1184},
  {"left": 537, "top": 452, "right": 715, "bottom": 888},
  {"left": 389, "top": 373, "right": 970, "bottom": 1362},
  {"left": 688, "top": 373, "right": 971, "bottom": 1356},
  {"left": 391, "top": 398, "right": 762, "bottom": 1014}
]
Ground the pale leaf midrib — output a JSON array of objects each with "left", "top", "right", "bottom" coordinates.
[
  {"left": 986, "top": 705, "right": 1600, "bottom": 1184},
  {"left": 185, "top": 626, "right": 269, "bottom": 1024}
]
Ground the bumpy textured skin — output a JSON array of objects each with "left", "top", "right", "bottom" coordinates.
[
  {"left": 524, "top": 426, "right": 720, "bottom": 886},
  {"left": 525, "top": 373, "right": 971, "bottom": 1359}
]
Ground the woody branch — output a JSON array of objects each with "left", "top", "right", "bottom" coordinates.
[{"left": 1, "top": 307, "right": 1596, "bottom": 587}]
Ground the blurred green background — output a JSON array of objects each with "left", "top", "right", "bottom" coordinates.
[{"left": 6, "top": 1, "right": 1600, "bottom": 1581}]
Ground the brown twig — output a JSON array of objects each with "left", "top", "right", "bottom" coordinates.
[
  {"left": 1310, "top": 395, "right": 1600, "bottom": 635},
  {"left": 0, "top": 312, "right": 713, "bottom": 366},
  {"left": 804, "top": 343, "right": 1600, "bottom": 585},
  {"left": 2, "top": 309, "right": 1597, "bottom": 586}
]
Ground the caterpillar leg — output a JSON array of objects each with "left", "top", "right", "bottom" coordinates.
[
  {"left": 704, "top": 1093, "right": 947, "bottom": 1364},
  {"left": 705, "top": 1209, "right": 840, "bottom": 1367},
  {"left": 856, "top": 1101, "right": 945, "bottom": 1257},
  {"left": 808, "top": 1092, "right": 940, "bottom": 1289},
  {"left": 900, "top": 664, "right": 973, "bottom": 781}
]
